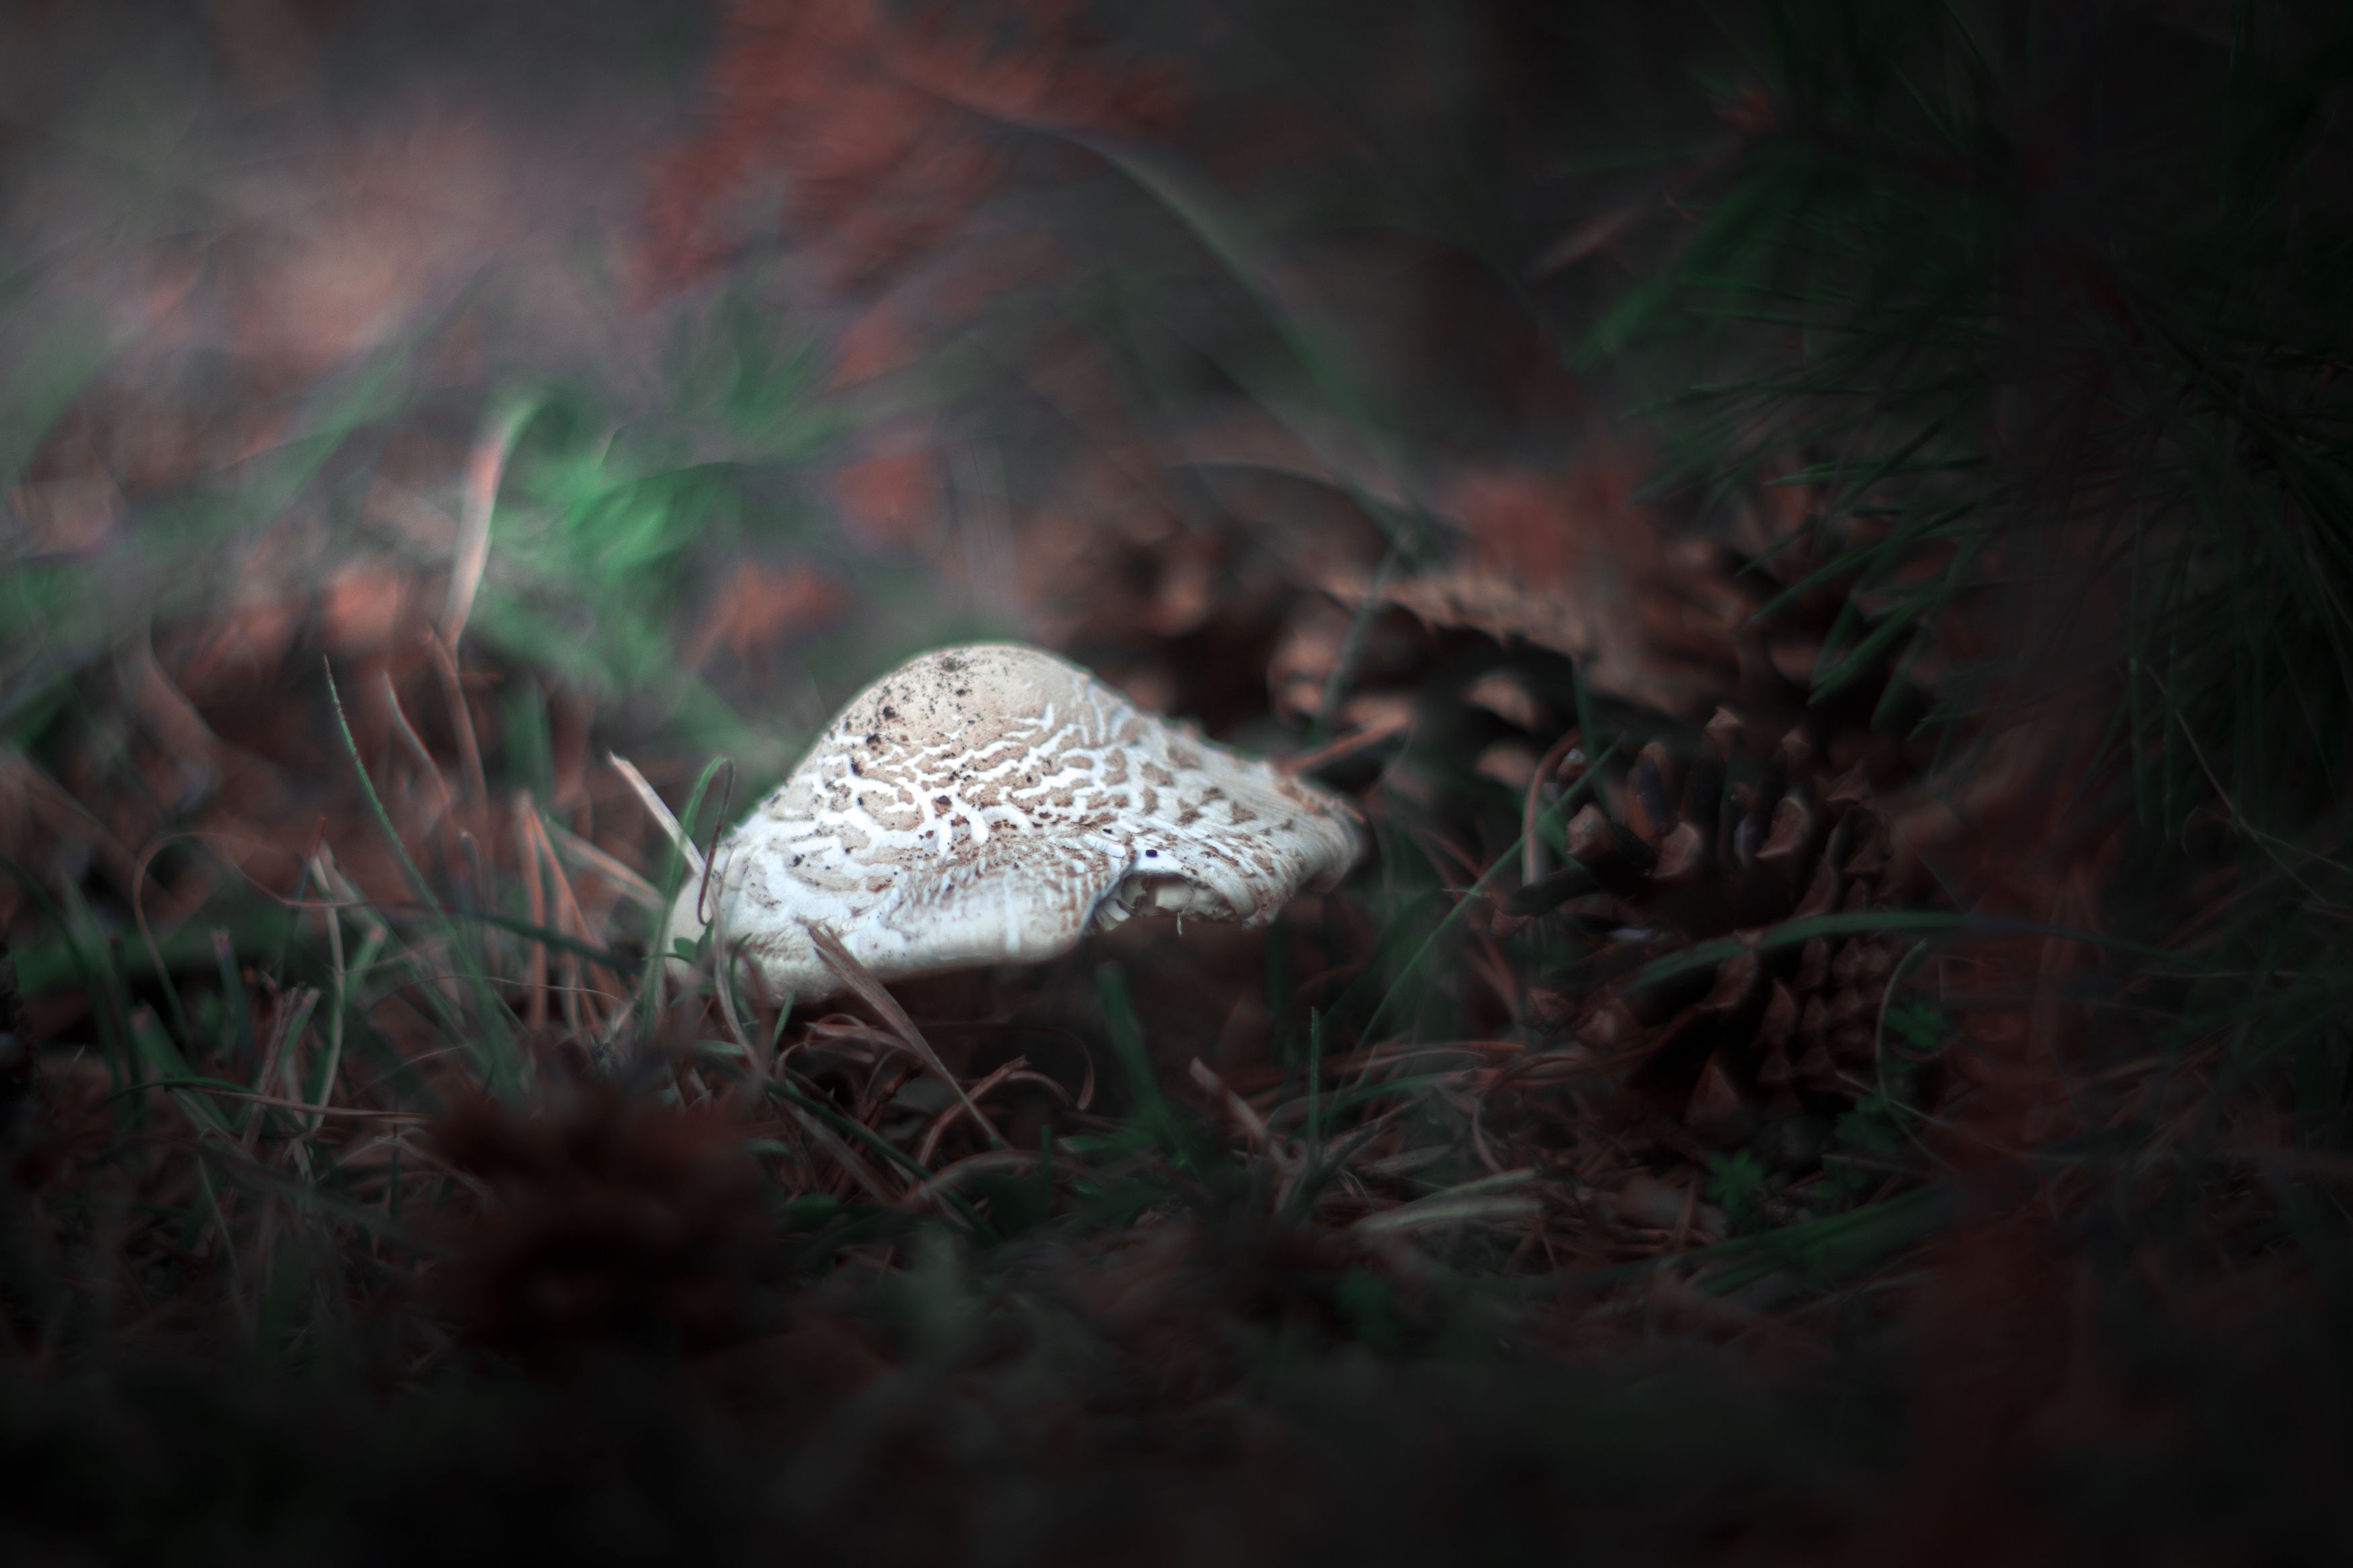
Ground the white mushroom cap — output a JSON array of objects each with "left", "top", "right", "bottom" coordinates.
[{"left": 673, "top": 643, "right": 1363, "bottom": 1000}]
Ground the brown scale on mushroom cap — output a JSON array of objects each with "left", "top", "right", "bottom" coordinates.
[{"left": 674, "top": 644, "right": 1363, "bottom": 999}]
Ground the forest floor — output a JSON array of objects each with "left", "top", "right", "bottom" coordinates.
[{"left": 3, "top": 3, "right": 2350, "bottom": 1563}]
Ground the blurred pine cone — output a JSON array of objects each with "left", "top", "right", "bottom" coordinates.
[
  {"left": 430, "top": 1089, "right": 776, "bottom": 1371},
  {"left": 1279, "top": 484, "right": 1964, "bottom": 1159},
  {"left": 1519, "top": 723, "right": 1930, "bottom": 1152}
]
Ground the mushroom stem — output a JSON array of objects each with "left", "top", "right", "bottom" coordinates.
[{"left": 802, "top": 918, "right": 1008, "bottom": 1150}]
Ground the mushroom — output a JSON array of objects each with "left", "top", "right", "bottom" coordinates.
[{"left": 670, "top": 643, "right": 1363, "bottom": 999}]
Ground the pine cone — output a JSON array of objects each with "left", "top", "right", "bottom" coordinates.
[
  {"left": 1506, "top": 695, "right": 1944, "bottom": 1153},
  {"left": 1277, "top": 504, "right": 1965, "bottom": 1160}
]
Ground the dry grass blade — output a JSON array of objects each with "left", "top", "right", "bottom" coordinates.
[
  {"left": 915, "top": 1055, "right": 1029, "bottom": 1163},
  {"left": 541, "top": 818, "right": 663, "bottom": 909},
  {"left": 161, "top": 1086, "right": 428, "bottom": 1122},
  {"left": 802, "top": 918, "right": 1006, "bottom": 1150},
  {"left": 439, "top": 395, "right": 538, "bottom": 648},
  {"left": 607, "top": 753, "right": 704, "bottom": 880},
  {"left": 1350, "top": 1169, "right": 1542, "bottom": 1235},
  {"left": 424, "top": 632, "right": 490, "bottom": 831},
  {"left": 376, "top": 671, "right": 458, "bottom": 829},
  {"left": 711, "top": 930, "right": 767, "bottom": 1092},
  {"left": 516, "top": 792, "right": 548, "bottom": 1032},
  {"left": 900, "top": 1146, "right": 1092, "bottom": 1210},
  {"left": 1188, "top": 1056, "right": 1289, "bottom": 1164},
  {"left": 779, "top": 1098, "right": 901, "bottom": 1202},
  {"left": 1277, "top": 710, "right": 1410, "bottom": 776},
  {"left": 376, "top": 670, "right": 467, "bottom": 890},
  {"left": 239, "top": 986, "right": 315, "bottom": 1157},
  {"left": 520, "top": 807, "right": 614, "bottom": 1036}
]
